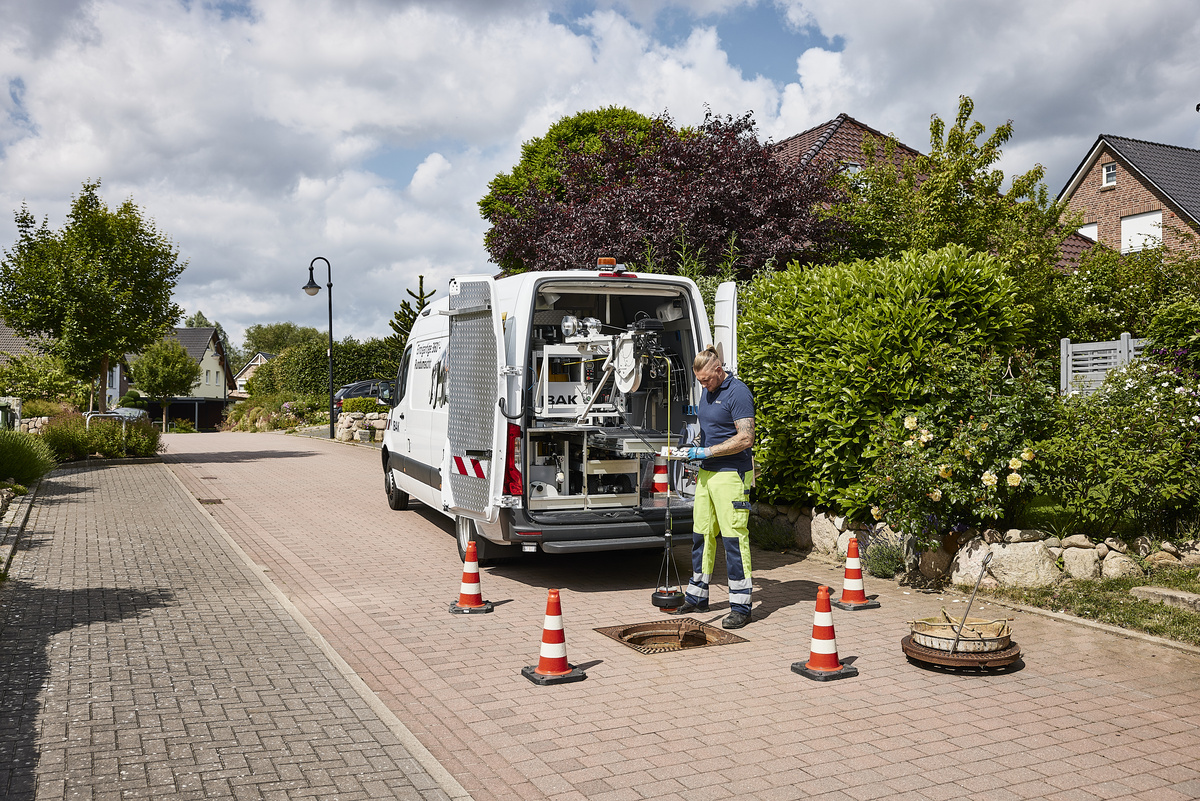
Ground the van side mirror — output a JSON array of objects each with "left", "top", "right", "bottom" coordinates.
[{"left": 378, "top": 381, "right": 396, "bottom": 407}]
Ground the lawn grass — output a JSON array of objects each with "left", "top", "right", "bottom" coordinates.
[{"left": 978, "top": 566, "right": 1200, "bottom": 647}]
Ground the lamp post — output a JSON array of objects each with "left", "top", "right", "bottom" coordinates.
[{"left": 303, "top": 256, "right": 335, "bottom": 440}]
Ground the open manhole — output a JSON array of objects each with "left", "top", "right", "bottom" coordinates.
[{"left": 594, "top": 617, "right": 747, "bottom": 655}]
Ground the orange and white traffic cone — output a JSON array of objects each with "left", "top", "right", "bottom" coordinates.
[
  {"left": 449, "top": 540, "right": 494, "bottom": 614},
  {"left": 832, "top": 535, "right": 881, "bottom": 611},
  {"left": 522, "top": 589, "right": 587, "bottom": 685},
  {"left": 792, "top": 585, "right": 858, "bottom": 681},
  {"left": 653, "top": 455, "right": 669, "bottom": 496}
]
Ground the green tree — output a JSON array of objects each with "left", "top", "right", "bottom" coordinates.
[
  {"left": 0, "top": 179, "right": 186, "bottom": 411},
  {"left": 185, "top": 310, "right": 242, "bottom": 373},
  {"left": 830, "top": 96, "right": 1079, "bottom": 351},
  {"left": 128, "top": 338, "right": 201, "bottom": 432},
  {"left": 388, "top": 275, "right": 436, "bottom": 348},
  {"left": 0, "top": 351, "right": 88, "bottom": 405},
  {"left": 242, "top": 321, "right": 325, "bottom": 357}
]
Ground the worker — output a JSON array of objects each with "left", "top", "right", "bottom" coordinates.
[{"left": 671, "top": 345, "right": 756, "bottom": 629}]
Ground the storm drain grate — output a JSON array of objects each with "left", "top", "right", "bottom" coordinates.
[
  {"left": 198, "top": 498, "right": 223, "bottom": 504},
  {"left": 594, "top": 618, "right": 747, "bottom": 655}
]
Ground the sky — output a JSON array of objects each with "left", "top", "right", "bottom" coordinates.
[{"left": 2, "top": 0, "right": 1199, "bottom": 351}]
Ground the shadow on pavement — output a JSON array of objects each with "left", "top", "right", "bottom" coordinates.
[
  {"left": 163, "top": 450, "right": 321, "bottom": 464},
  {"left": 0, "top": 582, "right": 174, "bottom": 800}
]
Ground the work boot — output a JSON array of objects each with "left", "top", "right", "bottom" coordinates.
[
  {"left": 722, "top": 611, "right": 751, "bottom": 629},
  {"left": 668, "top": 600, "right": 709, "bottom": 615}
]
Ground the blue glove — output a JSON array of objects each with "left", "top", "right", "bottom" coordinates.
[{"left": 684, "top": 446, "right": 710, "bottom": 461}]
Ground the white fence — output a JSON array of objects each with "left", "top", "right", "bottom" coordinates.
[{"left": 1059, "top": 333, "right": 1146, "bottom": 394}]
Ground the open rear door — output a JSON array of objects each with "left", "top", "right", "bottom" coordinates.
[
  {"left": 442, "top": 275, "right": 507, "bottom": 524},
  {"left": 714, "top": 281, "right": 738, "bottom": 375}
]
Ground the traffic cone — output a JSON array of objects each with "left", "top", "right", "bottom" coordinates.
[
  {"left": 449, "top": 541, "right": 494, "bottom": 614},
  {"left": 832, "top": 535, "right": 880, "bottom": 611},
  {"left": 653, "top": 455, "right": 669, "bottom": 495},
  {"left": 792, "top": 585, "right": 858, "bottom": 681},
  {"left": 522, "top": 589, "right": 587, "bottom": 685}
]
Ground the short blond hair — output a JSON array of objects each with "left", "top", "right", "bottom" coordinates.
[{"left": 693, "top": 345, "right": 721, "bottom": 373}]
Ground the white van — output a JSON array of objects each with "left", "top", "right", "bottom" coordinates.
[{"left": 381, "top": 261, "right": 737, "bottom": 561}]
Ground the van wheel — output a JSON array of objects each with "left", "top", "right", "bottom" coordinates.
[
  {"left": 455, "top": 516, "right": 479, "bottom": 562},
  {"left": 385, "top": 466, "right": 409, "bottom": 510}
]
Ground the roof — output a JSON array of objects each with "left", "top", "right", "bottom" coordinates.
[
  {"left": 1059, "top": 134, "right": 1200, "bottom": 227},
  {"left": 1056, "top": 229, "right": 1097, "bottom": 273},
  {"left": 0, "top": 322, "right": 36, "bottom": 366},
  {"left": 773, "top": 113, "right": 923, "bottom": 168},
  {"left": 172, "top": 327, "right": 236, "bottom": 390}
]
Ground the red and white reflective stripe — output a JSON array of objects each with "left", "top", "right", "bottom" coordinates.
[
  {"left": 451, "top": 456, "right": 488, "bottom": 479},
  {"left": 534, "top": 590, "right": 571, "bottom": 675}
]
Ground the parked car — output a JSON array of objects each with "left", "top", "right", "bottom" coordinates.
[
  {"left": 334, "top": 379, "right": 394, "bottom": 412},
  {"left": 111, "top": 406, "right": 150, "bottom": 421}
]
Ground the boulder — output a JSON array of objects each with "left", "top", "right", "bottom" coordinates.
[
  {"left": 988, "top": 542, "right": 1062, "bottom": 587},
  {"left": 832, "top": 515, "right": 848, "bottom": 532},
  {"left": 1044, "top": 537, "right": 1062, "bottom": 549},
  {"left": 982, "top": 528, "right": 1004, "bottom": 544},
  {"left": 753, "top": 502, "right": 776, "bottom": 520},
  {"left": 1004, "top": 528, "right": 1044, "bottom": 543},
  {"left": 1061, "top": 534, "right": 1093, "bottom": 549},
  {"left": 786, "top": 506, "right": 801, "bottom": 523},
  {"left": 919, "top": 546, "right": 952, "bottom": 579},
  {"left": 1183, "top": 554, "right": 1200, "bottom": 568},
  {"left": 792, "top": 514, "right": 813, "bottom": 551},
  {"left": 1130, "top": 586, "right": 1200, "bottom": 614},
  {"left": 1095, "top": 543, "right": 1109, "bottom": 559},
  {"left": 837, "top": 529, "right": 873, "bottom": 558},
  {"left": 1161, "top": 541, "right": 1181, "bottom": 557},
  {"left": 949, "top": 537, "right": 996, "bottom": 587},
  {"left": 1063, "top": 547, "right": 1101, "bottom": 580},
  {"left": 1104, "top": 537, "right": 1128, "bottom": 554},
  {"left": 1102, "top": 552, "right": 1144, "bottom": 579},
  {"left": 1145, "top": 551, "right": 1181, "bottom": 569},
  {"left": 1131, "top": 536, "right": 1153, "bottom": 557},
  {"left": 810, "top": 512, "right": 840, "bottom": 555}
]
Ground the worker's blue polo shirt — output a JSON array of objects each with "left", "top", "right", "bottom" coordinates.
[{"left": 697, "top": 374, "right": 754, "bottom": 473}]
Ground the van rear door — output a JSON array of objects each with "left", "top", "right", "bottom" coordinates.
[
  {"left": 714, "top": 281, "right": 738, "bottom": 374},
  {"left": 442, "top": 275, "right": 507, "bottom": 524}
]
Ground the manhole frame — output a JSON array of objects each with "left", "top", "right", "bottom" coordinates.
[{"left": 594, "top": 617, "right": 748, "bottom": 655}]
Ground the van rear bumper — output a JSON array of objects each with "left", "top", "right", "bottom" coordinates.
[
  {"left": 499, "top": 507, "right": 694, "bottom": 553},
  {"left": 540, "top": 536, "right": 668, "bottom": 553}
]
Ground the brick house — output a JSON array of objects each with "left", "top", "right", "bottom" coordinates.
[
  {"left": 773, "top": 112, "right": 922, "bottom": 171},
  {"left": 1059, "top": 134, "right": 1200, "bottom": 254}
]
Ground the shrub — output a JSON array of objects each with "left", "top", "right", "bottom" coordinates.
[
  {"left": 1036, "top": 358, "right": 1200, "bottom": 539},
  {"left": 740, "top": 244, "right": 1029, "bottom": 518},
  {"left": 171, "top": 418, "right": 196, "bottom": 433},
  {"left": 865, "top": 351, "right": 1059, "bottom": 550},
  {"left": 39, "top": 413, "right": 163, "bottom": 461},
  {"left": 223, "top": 393, "right": 328, "bottom": 431},
  {"left": 1145, "top": 294, "right": 1200, "bottom": 372},
  {"left": 0, "top": 429, "right": 56, "bottom": 485},
  {"left": 246, "top": 338, "right": 400, "bottom": 397},
  {"left": 861, "top": 529, "right": 905, "bottom": 579},
  {"left": 20, "top": 399, "right": 71, "bottom": 418},
  {"left": 340, "top": 397, "right": 380, "bottom": 414}
]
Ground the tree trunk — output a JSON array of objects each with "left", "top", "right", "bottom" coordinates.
[{"left": 97, "top": 355, "right": 110, "bottom": 412}]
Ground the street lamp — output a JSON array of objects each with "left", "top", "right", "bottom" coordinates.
[{"left": 303, "top": 256, "right": 335, "bottom": 440}]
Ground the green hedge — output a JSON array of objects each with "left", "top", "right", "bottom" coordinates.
[
  {"left": 739, "top": 245, "right": 1028, "bottom": 517},
  {"left": 246, "top": 338, "right": 400, "bottom": 396}
]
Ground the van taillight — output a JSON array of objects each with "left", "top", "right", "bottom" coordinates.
[{"left": 505, "top": 423, "right": 523, "bottom": 495}]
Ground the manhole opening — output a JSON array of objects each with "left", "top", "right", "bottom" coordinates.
[
  {"left": 594, "top": 618, "right": 747, "bottom": 655},
  {"left": 198, "top": 498, "right": 223, "bottom": 504}
]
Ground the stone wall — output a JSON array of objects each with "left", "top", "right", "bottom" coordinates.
[
  {"left": 18, "top": 416, "right": 50, "bottom": 435},
  {"left": 749, "top": 504, "right": 1200, "bottom": 588},
  {"left": 335, "top": 411, "right": 388, "bottom": 443}
]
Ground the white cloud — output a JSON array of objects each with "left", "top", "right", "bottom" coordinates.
[{"left": 1, "top": 0, "right": 1198, "bottom": 350}]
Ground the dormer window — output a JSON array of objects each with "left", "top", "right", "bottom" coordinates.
[{"left": 1102, "top": 163, "right": 1116, "bottom": 186}]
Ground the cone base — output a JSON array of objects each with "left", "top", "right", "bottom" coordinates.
[
  {"left": 449, "top": 600, "right": 494, "bottom": 614},
  {"left": 791, "top": 660, "right": 859, "bottom": 681},
  {"left": 522, "top": 664, "right": 587, "bottom": 685},
  {"left": 832, "top": 598, "right": 880, "bottom": 611}
]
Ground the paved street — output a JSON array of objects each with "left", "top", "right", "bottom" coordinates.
[{"left": 4, "top": 431, "right": 1200, "bottom": 800}]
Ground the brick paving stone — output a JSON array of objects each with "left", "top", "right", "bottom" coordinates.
[
  {"left": 0, "top": 459, "right": 464, "bottom": 800},
  {"left": 12, "top": 432, "right": 1198, "bottom": 801}
]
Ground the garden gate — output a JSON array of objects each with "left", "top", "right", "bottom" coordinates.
[{"left": 1059, "top": 333, "right": 1146, "bottom": 394}]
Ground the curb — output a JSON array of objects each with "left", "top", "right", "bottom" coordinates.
[
  {"left": 987, "top": 597, "right": 1200, "bottom": 657},
  {"left": 1, "top": 479, "right": 40, "bottom": 576}
]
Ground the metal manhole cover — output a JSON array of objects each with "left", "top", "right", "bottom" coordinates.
[
  {"left": 594, "top": 618, "right": 747, "bottom": 655},
  {"left": 198, "top": 498, "right": 223, "bottom": 504}
]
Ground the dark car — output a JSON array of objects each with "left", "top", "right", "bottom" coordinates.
[{"left": 333, "top": 379, "right": 395, "bottom": 412}]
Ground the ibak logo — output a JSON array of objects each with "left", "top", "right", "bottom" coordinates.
[{"left": 550, "top": 393, "right": 579, "bottom": 405}]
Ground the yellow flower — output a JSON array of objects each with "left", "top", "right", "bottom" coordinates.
[
  {"left": 938, "top": 465, "right": 952, "bottom": 479},
  {"left": 928, "top": 488, "right": 942, "bottom": 502},
  {"left": 1021, "top": 448, "right": 1035, "bottom": 461},
  {"left": 1007, "top": 472, "right": 1022, "bottom": 487},
  {"left": 919, "top": 429, "right": 933, "bottom": 443},
  {"left": 871, "top": 506, "right": 882, "bottom": 519},
  {"left": 1008, "top": 458, "right": 1023, "bottom": 470},
  {"left": 979, "top": 422, "right": 988, "bottom": 430},
  {"left": 904, "top": 415, "right": 918, "bottom": 430},
  {"left": 982, "top": 471, "right": 998, "bottom": 487}
]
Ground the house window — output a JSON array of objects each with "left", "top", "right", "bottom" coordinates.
[
  {"left": 206, "top": 369, "right": 211, "bottom": 385},
  {"left": 1120, "top": 210, "right": 1162, "bottom": 253},
  {"left": 1078, "top": 223, "right": 1098, "bottom": 241},
  {"left": 216, "top": 370, "right": 221, "bottom": 387},
  {"left": 1102, "top": 163, "right": 1116, "bottom": 186},
  {"left": 842, "top": 162, "right": 861, "bottom": 175}
]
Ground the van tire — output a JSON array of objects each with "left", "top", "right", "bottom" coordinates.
[
  {"left": 385, "top": 466, "right": 409, "bottom": 511},
  {"left": 455, "top": 516, "right": 517, "bottom": 565}
]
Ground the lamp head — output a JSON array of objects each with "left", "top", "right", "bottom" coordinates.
[{"left": 303, "top": 266, "right": 321, "bottom": 296}]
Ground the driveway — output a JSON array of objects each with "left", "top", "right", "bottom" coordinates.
[{"left": 155, "top": 432, "right": 1200, "bottom": 801}]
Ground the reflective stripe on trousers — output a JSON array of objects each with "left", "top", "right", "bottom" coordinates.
[{"left": 685, "top": 468, "right": 752, "bottom": 614}]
